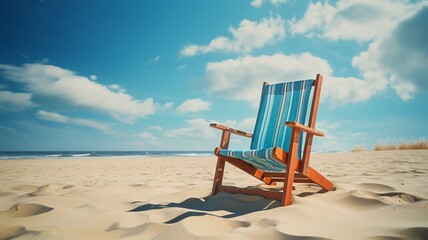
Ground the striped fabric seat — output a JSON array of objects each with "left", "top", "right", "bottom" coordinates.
[
  {"left": 218, "top": 79, "right": 314, "bottom": 172},
  {"left": 218, "top": 148, "right": 285, "bottom": 172}
]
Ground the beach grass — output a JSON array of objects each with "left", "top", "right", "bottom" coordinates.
[
  {"left": 351, "top": 145, "right": 367, "bottom": 152},
  {"left": 351, "top": 140, "right": 428, "bottom": 152},
  {"left": 373, "top": 140, "right": 428, "bottom": 151}
]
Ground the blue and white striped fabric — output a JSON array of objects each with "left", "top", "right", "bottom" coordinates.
[
  {"left": 219, "top": 79, "right": 314, "bottom": 172},
  {"left": 219, "top": 148, "right": 286, "bottom": 172}
]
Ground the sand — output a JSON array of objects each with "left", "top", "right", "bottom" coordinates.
[{"left": 0, "top": 150, "right": 427, "bottom": 239}]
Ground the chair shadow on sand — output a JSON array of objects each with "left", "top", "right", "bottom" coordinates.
[{"left": 128, "top": 184, "right": 326, "bottom": 224}]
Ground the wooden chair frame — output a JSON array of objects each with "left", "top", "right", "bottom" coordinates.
[{"left": 210, "top": 74, "right": 335, "bottom": 206}]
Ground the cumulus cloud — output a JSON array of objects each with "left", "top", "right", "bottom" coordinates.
[
  {"left": 353, "top": 5, "right": 428, "bottom": 100},
  {"left": 164, "top": 118, "right": 217, "bottom": 139},
  {"left": 205, "top": 53, "right": 386, "bottom": 106},
  {"left": 36, "top": 110, "right": 112, "bottom": 133},
  {"left": 176, "top": 98, "right": 211, "bottom": 114},
  {"left": 180, "top": 16, "right": 285, "bottom": 57},
  {"left": 289, "top": 0, "right": 412, "bottom": 42},
  {"left": 0, "top": 63, "right": 157, "bottom": 123},
  {"left": 287, "top": 0, "right": 428, "bottom": 100},
  {"left": 0, "top": 91, "right": 35, "bottom": 112}
]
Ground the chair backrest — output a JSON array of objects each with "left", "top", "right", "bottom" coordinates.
[{"left": 250, "top": 78, "right": 316, "bottom": 159}]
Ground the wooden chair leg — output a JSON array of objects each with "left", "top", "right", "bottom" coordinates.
[
  {"left": 212, "top": 157, "right": 226, "bottom": 195},
  {"left": 281, "top": 129, "right": 301, "bottom": 206},
  {"left": 306, "top": 166, "right": 335, "bottom": 191},
  {"left": 212, "top": 130, "right": 231, "bottom": 195}
]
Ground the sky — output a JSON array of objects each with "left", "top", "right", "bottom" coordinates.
[{"left": 0, "top": 0, "right": 427, "bottom": 152}]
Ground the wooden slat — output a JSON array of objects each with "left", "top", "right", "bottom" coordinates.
[
  {"left": 285, "top": 122, "right": 324, "bottom": 136},
  {"left": 282, "top": 128, "right": 301, "bottom": 206},
  {"left": 210, "top": 123, "right": 253, "bottom": 138},
  {"left": 300, "top": 74, "right": 323, "bottom": 174},
  {"left": 306, "top": 166, "right": 335, "bottom": 191},
  {"left": 211, "top": 130, "right": 231, "bottom": 195},
  {"left": 218, "top": 185, "right": 282, "bottom": 201}
]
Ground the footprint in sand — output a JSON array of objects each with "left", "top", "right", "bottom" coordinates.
[
  {"left": 0, "top": 203, "right": 53, "bottom": 218},
  {"left": 377, "top": 192, "right": 423, "bottom": 204}
]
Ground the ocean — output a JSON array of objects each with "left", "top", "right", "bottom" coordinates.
[{"left": 0, "top": 151, "right": 214, "bottom": 160}]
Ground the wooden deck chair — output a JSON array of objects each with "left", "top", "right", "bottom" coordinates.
[{"left": 210, "top": 74, "right": 335, "bottom": 206}]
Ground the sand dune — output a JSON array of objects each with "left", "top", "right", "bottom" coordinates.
[{"left": 0, "top": 150, "right": 427, "bottom": 239}]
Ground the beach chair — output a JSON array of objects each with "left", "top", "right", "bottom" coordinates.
[{"left": 210, "top": 74, "right": 334, "bottom": 206}]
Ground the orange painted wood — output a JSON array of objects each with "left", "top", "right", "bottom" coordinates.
[
  {"left": 211, "top": 130, "right": 231, "bottom": 195},
  {"left": 218, "top": 185, "right": 282, "bottom": 201},
  {"left": 282, "top": 128, "right": 301, "bottom": 206},
  {"left": 306, "top": 166, "right": 335, "bottom": 191},
  {"left": 285, "top": 122, "right": 324, "bottom": 136},
  {"left": 210, "top": 123, "right": 253, "bottom": 138},
  {"left": 301, "top": 74, "right": 323, "bottom": 174}
]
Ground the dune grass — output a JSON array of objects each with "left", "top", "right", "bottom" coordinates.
[
  {"left": 374, "top": 140, "right": 428, "bottom": 151},
  {"left": 351, "top": 146, "right": 367, "bottom": 152},
  {"left": 351, "top": 140, "right": 428, "bottom": 152}
]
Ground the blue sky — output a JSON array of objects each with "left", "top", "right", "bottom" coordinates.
[{"left": 0, "top": 0, "right": 427, "bottom": 151}]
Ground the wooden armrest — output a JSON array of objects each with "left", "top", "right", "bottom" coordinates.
[
  {"left": 285, "top": 122, "right": 324, "bottom": 137},
  {"left": 210, "top": 123, "right": 253, "bottom": 138}
]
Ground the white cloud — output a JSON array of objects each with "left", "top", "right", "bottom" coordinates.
[
  {"left": 288, "top": 0, "right": 428, "bottom": 100},
  {"left": 109, "top": 84, "right": 126, "bottom": 93},
  {"left": 161, "top": 102, "right": 174, "bottom": 110},
  {"left": 37, "top": 110, "right": 68, "bottom": 123},
  {"left": 352, "top": 5, "right": 428, "bottom": 100},
  {"left": 149, "top": 56, "right": 160, "bottom": 63},
  {"left": 165, "top": 118, "right": 217, "bottom": 139},
  {"left": 224, "top": 117, "right": 256, "bottom": 133},
  {"left": 136, "top": 131, "right": 158, "bottom": 141},
  {"left": 0, "top": 91, "right": 35, "bottom": 112},
  {"left": 36, "top": 110, "right": 112, "bottom": 133},
  {"left": 180, "top": 16, "right": 285, "bottom": 56},
  {"left": 289, "top": 0, "right": 412, "bottom": 42},
  {"left": 251, "top": 0, "right": 287, "bottom": 8},
  {"left": 71, "top": 118, "right": 112, "bottom": 133},
  {"left": 251, "top": 0, "right": 263, "bottom": 8},
  {"left": 149, "top": 125, "right": 164, "bottom": 131},
  {"left": 205, "top": 53, "right": 387, "bottom": 106},
  {"left": 176, "top": 98, "right": 211, "bottom": 114},
  {"left": 0, "top": 63, "right": 157, "bottom": 123}
]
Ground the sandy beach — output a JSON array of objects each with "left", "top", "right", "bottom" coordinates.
[{"left": 1, "top": 150, "right": 427, "bottom": 239}]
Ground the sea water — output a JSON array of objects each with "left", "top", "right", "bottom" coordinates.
[{"left": 0, "top": 151, "right": 214, "bottom": 160}]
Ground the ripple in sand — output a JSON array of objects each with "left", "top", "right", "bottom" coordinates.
[
  {"left": 116, "top": 222, "right": 168, "bottom": 239},
  {"left": 29, "top": 183, "right": 74, "bottom": 196},
  {"left": 0, "top": 226, "right": 39, "bottom": 239},
  {"left": 1, "top": 203, "right": 53, "bottom": 217},
  {"left": 356, "top": 183, "right": 396, "bottom": 192},
  {"left": 154, "top": 215, "right": 250, "bottom": 239},
  {"left": 399, "top": 227, "right": 428, "bottom": 240}
]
